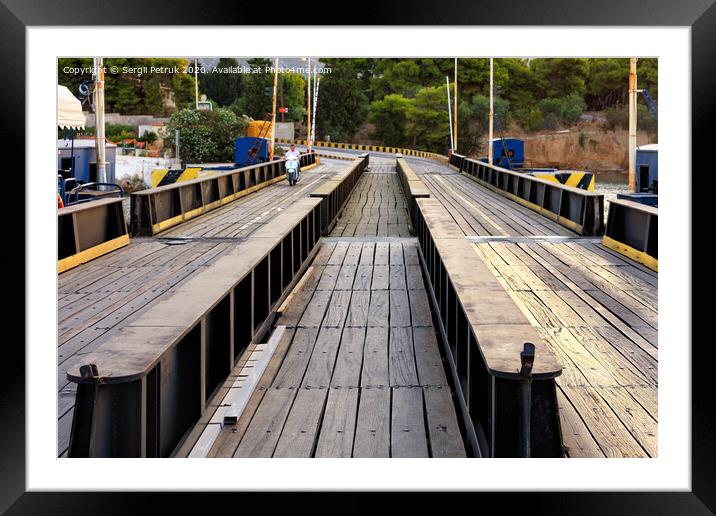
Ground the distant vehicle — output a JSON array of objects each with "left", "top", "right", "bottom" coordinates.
[{"left": 286, "top": 157, "right": 300, "bottom": 186}]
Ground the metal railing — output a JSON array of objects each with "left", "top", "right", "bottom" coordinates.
[
  {"left": 58, "top": 197, "right": 130, "bottom": 273},
  {"left": 310, "top": 153, "right": 369, "bottom": 234},
  {"left": 450, "top": 153, "right": 604, "bottom": 236},
  {"left": 603, "top": 198, "right": 658, "bottom": 271},
  {"left": 130, "top": 152, "right": 317, "bottom": 236},
  {"left": 66, "top": 198, "right": 323, "bottom": 457},
  {"left": 395, "top": 154, "right": 430, "bottom": 230},
  {"left": 414, "top": 197, "right": 564, "bottom": 458}
]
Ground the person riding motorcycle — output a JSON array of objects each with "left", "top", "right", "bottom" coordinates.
[{"left": 284, "top": 144, "right": 301, "bottom": 182}]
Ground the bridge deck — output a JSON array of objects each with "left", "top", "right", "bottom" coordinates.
[
  {"left": 406, "top": 157, "right": 658, "bottom": 458},
  {"left": 208, "top": 240, "right": 466, "bottom": 458},
  {"left": 56, "top": 159, "right": 347, "bottom": 456},
  {"left": 58, "top": 152, "right": 658, "bottom": 459}
]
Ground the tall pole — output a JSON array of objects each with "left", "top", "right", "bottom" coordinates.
[
  {"left": 454, "top": 58, "right": 458, "bottom": 152},
  {"left": 628, "top": 57, "right": 638, "bottom": 192},
  {"left": 446, "top": 76, "right": 454, "bottom": 152},
  {"left": 94, "top": 57, "right": 107, "bottom": 184},
  {"left": 270, "top": 57, "right": 279, "bottom": 160},
  {"left": 488, "top": 58, "right": 494, "bottom": 165},
  {"left": 306, "top": 58, "right": 312, "bottom": 150},
  {"left": 311, "top": 76, "right": 320, "bottom": 146},
  {"left": 194, "top": 59, "right": 199, "bottom": 110}
]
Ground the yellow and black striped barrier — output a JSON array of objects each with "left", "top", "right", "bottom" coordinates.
[
  {"left": 531, "top": 171, "right": 595, "bottom": 192},
  {"left": 151, "top": 167, "right": 201, "bottom": 188},
  {"left": 275, "top": 138, "right": 445, "bottom": 160}
]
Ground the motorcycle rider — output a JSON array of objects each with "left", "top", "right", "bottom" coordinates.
[{"left": 284, "top": 143, "right": 302, "bottom": 182}]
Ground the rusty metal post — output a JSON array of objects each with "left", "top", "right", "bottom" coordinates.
[
  {"left": 520, "top": 342, "right": 535, "bottom": 458},
  {"left": 628, "top": 57, "right": 638, "bottom": 192}
]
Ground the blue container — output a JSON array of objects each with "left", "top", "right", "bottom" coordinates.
[
  {"left": 636, "top": 144, "right": 658, "bottom": 193},
  {"left": 490, "top": 138, "right": 525, "bottom": 168},
  {"left": 235, "top": 137, "right": 270, "bottom": 166}
]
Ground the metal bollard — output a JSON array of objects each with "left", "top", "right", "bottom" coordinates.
[{"left": 520, "top": 342, "right": 535, "bottom": 458}]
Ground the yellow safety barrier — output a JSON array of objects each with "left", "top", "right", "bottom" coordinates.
[
  {"left": 151, "top": 167, "right": 201, "bottom": 188},
  {"left": 532, "top": 171, "right": 595, "bottom": 192},
  {"left": 275, "top": 138, "right": 445, "bottom": 161}
]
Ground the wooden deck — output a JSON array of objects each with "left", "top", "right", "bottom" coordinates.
[
  {"left": 208, "top": 241, "right": 466, "bottom": 458},
  {"left": 56, "top": 160, "right": 346, "bottom": 457},
  {"left": 58, "top": 152, "right": 658, "bottom": 459},
  {"left": 330, "top": 163, "right": 412, "bottom": 237},
  {"left": 406, "top": 157, "right": 658, "bottom": 458}
]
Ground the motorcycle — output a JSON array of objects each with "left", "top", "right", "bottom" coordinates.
[{"left": 286, "top": 158, "right": 300, "bottom": 186}]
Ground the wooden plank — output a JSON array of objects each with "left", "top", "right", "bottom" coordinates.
[
  {"left": 412, "top": 326, "right": 448, "bottom": 387},
  {"left": 273, "top": 388, "right": 329, "bottom": 457},
  {"left": 367, "top": 290, "right": 390, "bottom": 328},
  {"left": 302, "top": 327, "right": 343, "bottom": 388},
  {"left": 233, "top": 388, "right": 296, "bottom": 458},
  {"left": 322, "top": 290, "right": 352, "bottom": 328},
  {"left": 352, "top": 386, "right": 391, "bottom": 458},
  {"left": 423, "top": 386, "right": 467, "bottom": 457},
  {"left": 389, "top": 290, "right": 411, "bottom": 327},
  {"left": 353, "top": 264, "right": 373, "bottom": 290},
  {"left": 314, "top": 388, "right": 360, "bottom": 457},
  {"left": 408, "top": 287, "right": 434, "bottom": 327},
  {"left": 371, "top": 265, "right": 390, "bottom": 290},
  {"left": 389, "top": 265, "right": 407, "bottom": 290},
  {"left": 272, "top": 328, "right": 319, "bottom": 389},
  {"left": 560, "top": 385, "right": 648, "bottom": 458},
  {"left": 298, "top": 289, "right": 332, "bottom": 328},
  {"left": 346, "top": 290, "right": 370, "bottom": 328},
  {"left": 555, "top": 386, "right": 606, "bottom": 458},
  {"left": 391, "top": 386, "right": 429, "bottom": 458},
  {"left": 361, "top": 326, "right": 390, "bottom": 387},
  {"left": 389, "top": 326, "right": 419, "bottom": 386},
  {"left": 331, "top": 327, "right": 366, "bottom": 388}
]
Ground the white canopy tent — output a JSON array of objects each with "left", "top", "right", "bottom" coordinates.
[{"left": 57, "top": 85, "right": 86, "bottom": 130}]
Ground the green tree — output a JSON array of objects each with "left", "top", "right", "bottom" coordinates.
[
  {"left": 315, "top": 59, "right": 367, "bottom": 141},
  {"left": 280, "top": 72, "right": 307, "bottom": 123},
  {"left": 162, "top": 108, "right": 248, "bottom": 163},
  {"left": 406, "top": 85, "right": 451, "bottom": 153},
  {"left": 235, "top": 58, "right": 273, "bottom": 119},
  {"left": 201, "top": 57, "right": 243, "bottom": 107},
  {"left": 531, "top": 58, "right": 589, "bottom": 98},
  {"left": 368, "top": 94, "right": 412, "bottom": 146}
]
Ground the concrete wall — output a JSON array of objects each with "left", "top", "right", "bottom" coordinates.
[{"left": 115, "top": 155, "right": 173, "bottom": 186}]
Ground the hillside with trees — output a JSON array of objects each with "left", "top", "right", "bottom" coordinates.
[{"left": 58, "top": 57, "right": 657, "bottom": 159}]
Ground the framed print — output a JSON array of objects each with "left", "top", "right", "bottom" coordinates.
[{"left": 5, "top": 0, "right": 711, "bottom": 511}]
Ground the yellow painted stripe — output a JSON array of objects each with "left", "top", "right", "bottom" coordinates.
[
  {"left": 58, "top": 234, "right": 130, "bottom": 273},
  {"left": 602, "top": 235, "right": 658, "bottom": 271},
  {"left": 151, "top": 169, "right": 169, "bottom": 188}
]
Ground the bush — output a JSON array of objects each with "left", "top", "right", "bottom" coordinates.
[
  {"left": 535, "top": 94, "right": 586, "bottom": 128},
  {"left": 162, "top": 108, "right": 248, "bottom": 163},
  {"left": 526, "top": 108, "right": 543, "bottom": 131},
  {"left": 579, "top": 130, "right": 587, "bottom": 148}
]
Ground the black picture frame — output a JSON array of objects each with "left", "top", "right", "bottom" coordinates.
[{"left": 5, "top": 0, "right": 709, "bottom": 512}]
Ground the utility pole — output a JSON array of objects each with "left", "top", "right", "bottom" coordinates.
[
  {"left": 270, "top": 57, "right": 279, "bottom": 160},
  {"left": 280, "top": 76, "right": 285, "bottom": 122},
  {"left": 454, "top": 58, "right": 458, "bottom": 152},
  {"left": 93, "top": 57, "right": 107, "bottom": 184},
  {"left": 306, "top": 57, "right": 311, "bottom": 150},
  {"left": 194, "top": 59, "right": 199, "bottom": 110},
  {"left": 628, "top": 57, "right": 638, "bottom": 192},
  {"left": 488, "top": 57, "right": 494, "bottom": 166},
  {"left": 446, "top": 76, "right": 454, "bottom": 152},
  {"left": 311, "top": 76, "right": 320, "bottom": 147}
]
